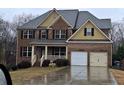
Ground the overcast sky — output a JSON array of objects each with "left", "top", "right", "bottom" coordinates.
[{"left": 0, "top": 8, "right": 124, "bottom": 22}]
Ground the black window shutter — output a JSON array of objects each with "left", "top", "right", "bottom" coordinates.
[
  {"left": 39, "top": 30, "right": 41, "bottom": 39},
  {"left": 20, "top": 47, "right": 22, "bottom": 57},
  {"left": 91, "top": 28, "right": 94, "bottom": 36},
  {"left": 33, "top": 30, "right": 35, "bottom": 38},
  {"left": 66, "top": 30, "right": 68, "bottom": 39},
  {"left": 84, "top": 28, "right": 87, "bottom": 36},
  {"left": 46, "top": 29, "right": 48, "bottom": 39},
  {"left": 52, "top": 47, "right": 54, "bottom": 55},
  {"left": 21, "top": 30, "right": 23, "bottom": 39},
  {"left": 53, "top": 30, "right": 55, "bottom": 39}
]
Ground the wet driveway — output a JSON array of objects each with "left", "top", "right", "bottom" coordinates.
[{"left": 23, "top": 66, "right": 117, "bottom": 85}]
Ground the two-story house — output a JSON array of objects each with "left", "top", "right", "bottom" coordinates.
[{"left": 16, "top": 8, "right": 112, "bottom": 67}]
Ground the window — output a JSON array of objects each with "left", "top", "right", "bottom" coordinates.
[
  {"left": 21, "top": 47, "right": 32, "bottom": 57},
  {"left": 55, "top": 30, "right": 60, "bottom": 39},
  {"left": 61, "top": 30, "right": 66, "bottom": 39},
  {"left": 55, "top": 30, "right": 66, "bottom": 39},
  {"left": 84, "top": 28, "right": 94, "bottom": 36},
  {"left": 23, "top": 30, "right": 34, "bottom": 39},
  {"left": 28, "top": 47, "right": 32, "bottom": 56},
  {"left": 87, "top": 28, "right": 92, "bottom": 36},
  {"left": 55, "top": 48, "right": 59, "bottom": 55},
  {"left": 29, "top": 30, "right": 33, "bottom": 38},
  {"left": 60, "top": 48, "right": 66, "bottom": 55},
  {"left": 22, "top": 47, "right": 27, "bottom": 57},
  {"left": 41, "top": 30, "right": 47, "bottom": 39},
  {"left": 54, "top": 47, "right": 66, "bottom": 56},
  {"left": 23, "top": 30, "right": 28, "bottom": 38}
]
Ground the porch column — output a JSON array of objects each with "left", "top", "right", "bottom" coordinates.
[
  {"left": 45, "top": 46, "right": 48, "bottom": 59},
  {"left": 66, "top": 46, "right": 68, "bottom": 59},
  {"left": 31, "top": 45, "right": 35, "bottom": 66}
]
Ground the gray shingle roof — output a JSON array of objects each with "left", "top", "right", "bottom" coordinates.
[
  {"left": 18, "top": 9, "right": 111, "bottom": 29},
  {"left": 58, "top": 9, "right": 79, "bottom": 28},
  {"left": 76, "top": 11, "right": 111, "bottom": 29}
]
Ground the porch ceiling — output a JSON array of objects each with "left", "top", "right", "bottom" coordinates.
[{"left": 30, "top": 40, "right": 67, "bottom": 45}]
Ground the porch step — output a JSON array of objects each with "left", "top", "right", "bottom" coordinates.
[{"left": 33, "top": 61, "right": 40, "bottom": 67}]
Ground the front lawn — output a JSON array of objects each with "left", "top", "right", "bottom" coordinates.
[
  {"left": 110, "top": 69, "right": 124, "bottom": 85},
  {"left": 10, "top": 67, "right": 65, "bottom": 85}
]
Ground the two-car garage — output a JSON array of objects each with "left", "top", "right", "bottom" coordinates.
[{"left": 71, "top": 51, "right": 108, "bottom": 67}]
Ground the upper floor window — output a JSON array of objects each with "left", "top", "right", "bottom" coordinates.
[
  {"left": 55, "top": 30, "right": 66, "bottom": 39},
  {"left": 20, "top": 47, "right": 32, "bottom": 57},
  {"left": 84, "top": 28, "right": 94, "bottom": 36},
  {"left": 41, "top": 30, "right": 47, "bottom": 39},
  {"left": 22, "top": 30, "right": 35, "bottom": 39}
]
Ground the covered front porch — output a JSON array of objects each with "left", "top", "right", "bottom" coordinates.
[{"left": 31, "top": 45, "right": 68, "bottom": 66}]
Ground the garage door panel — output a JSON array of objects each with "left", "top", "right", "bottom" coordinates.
[
  {"left": 90, "top": 52, "right": 107, "bottom": 67},
  {"left": 71, "top": 52, "right": 87, "bottom": 66}
]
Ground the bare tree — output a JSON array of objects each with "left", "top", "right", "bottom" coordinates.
[
  {"left": 11, "top": 13, "right": 37, "bottom": 36},
  {"left": 112, "top": 22, "right": 124, "bottom": 54},
  {"left": 0, "top": 13, "right": 37, "bottom": 65}
]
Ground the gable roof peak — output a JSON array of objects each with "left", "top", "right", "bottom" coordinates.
[
  {"left": 18, "top": 9, "right": 111, "bottom": 30},
  {"left": 52, "top": 8, "right": 58, "bottom": 11}
]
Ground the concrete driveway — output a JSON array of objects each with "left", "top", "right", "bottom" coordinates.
[{"left": 23, "top": 66, "right": 117, "bottom": 85}]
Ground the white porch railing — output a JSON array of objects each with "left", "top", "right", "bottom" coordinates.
[
  {"left": 32, "top": 54, "right": 37, "bottom": 66},
  {"left": 47, "top": 55, "right": 66, "bottom": 61},
  {"left": 40, "top": 55, "right": 45, "bottom": 67}
]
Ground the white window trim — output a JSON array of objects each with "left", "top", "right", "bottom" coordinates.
[
  {"left": 23, "top": 30, "right": 27, "bottom": 39},
  {"left": 27, "top": 47, "right": 32, "bottom": 57},
  {"left": 22, "top": 47, "right": 27, "bottom": 57},
  {"left": 41, "top": 30, "right": 47, "bottom": 39},
  {"left": 55, "top": 30, "right": 60, "bottom": 39},
  {"left": 54, "top": 48, "right": 65, "bottom": 56},
  {"left": 23, "top": 30, "right": 33, "bottom": 39},
  {"left": 86, "top": 28, "right": 92, "bottom": 36},
  {"left": 27, "top": 30, "right": 30, "bottom": 39},
  {"left": 26, "top": 47, "right": 29, "bottom": 57},
  {"left": 55, "top": 30, "right": 66, "bottom": 39},
  {"left": 61, "top": 30, "right": 66, "bottom": 39},
  {"left": 22, "top": 47, "right": 32, "bottom": 57}
]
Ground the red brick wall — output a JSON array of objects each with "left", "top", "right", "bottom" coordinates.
[
  {"left": 16, "top": 18, "right": 73, "bottom": 64},
  {"left": 67, "top": 43, "right": 112, "bottom": 67}
]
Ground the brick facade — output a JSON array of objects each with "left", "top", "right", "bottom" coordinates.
[
  {"left": 16, "top": 10, "right": 112, "bottom": 67},
  {"left": 16, "top": 18, "right": 72, "bottom": 64},
  {"left": 67, "top": 43, "right": 112, "bottom": 67}
]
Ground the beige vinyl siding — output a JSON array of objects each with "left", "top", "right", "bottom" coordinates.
[
  {"left": 39, "top": 11, "right": 59, "bottom": 28},
  {"left": 71, "top": 21, "right": 108, "bottom": 40}
]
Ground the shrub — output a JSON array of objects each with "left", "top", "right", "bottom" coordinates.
[
  {"left": 53, "top": 59, "right": 69, "bottom": 67},
  {"left": 6, "top": 64, "right": 18, "bottom": 71},
  {"left": 42, "top": 60, "right": 50, "bottom": 67},
  {"left": 11, "top": 65, "right": 18, "bottom": 71},
  {"left": 17, "top": 61, "right": 31, "bottom": 69}
]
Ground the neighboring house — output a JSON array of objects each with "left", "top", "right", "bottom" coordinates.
[{"left": 16, "top": 8, "right": 112, "bottom": 67}]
